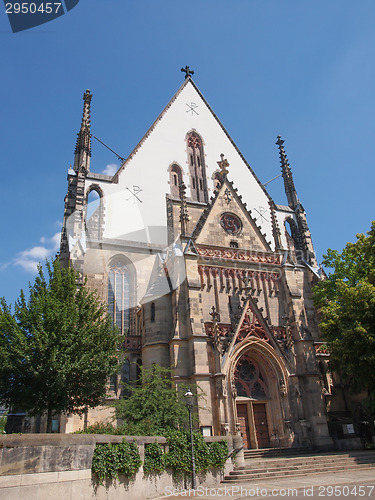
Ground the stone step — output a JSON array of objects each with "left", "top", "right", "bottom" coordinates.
[
  {"left": 240, "top": 453, "right": 375, "bottom": 469},
  {"left": 230, "top": 458, "right": 375, "bottom": 475},
  {"left": 244, "top": 447, "right": 314, "bottom": 459},
  {"left": 222, "top": 463, "right": 375, "bottom": 483}
]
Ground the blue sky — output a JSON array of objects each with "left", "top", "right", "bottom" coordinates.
[{"left": 1, "top": 1, "right": 374, "bottom": 305}]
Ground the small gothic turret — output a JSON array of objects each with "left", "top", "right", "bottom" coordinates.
[
  {"left": 276, "top": 136, "right": 299, "bottom": 210},
  {"left": 74, "top": 89, "right": 92, "bottom": 172}
]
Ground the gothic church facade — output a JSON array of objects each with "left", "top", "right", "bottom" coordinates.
[{"left": 60, "top": 71, "right": 333, "bottom": 449}]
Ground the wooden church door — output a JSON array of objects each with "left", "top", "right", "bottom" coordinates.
[
  {"left": 236, "top": 403, "right": 251, "bottom": 449},
  {"left": 234, "top": 355, "right": 272, "bottom": 449},
  {"left": 253, "top": 403, "right": 270, "bottom": 448}
]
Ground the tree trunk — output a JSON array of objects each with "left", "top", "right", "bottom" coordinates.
[{"left": 46, "top": 407, "right": 53, "bottom": 433}]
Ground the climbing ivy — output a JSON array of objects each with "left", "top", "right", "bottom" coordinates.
[
  {"left": 163, "top": 430, "right": 228, "bottom": 476},
  {"left": 91, "top": 432, "right": 228, "bottom": 482},
  {"left": 91, "top": 440, "right": 142, "bottom": 483},
  {"left": 143, "top": 441, "right": 166, "bottom": 475}
]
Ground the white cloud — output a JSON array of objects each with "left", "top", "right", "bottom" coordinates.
[
  {"left": 12, "top": 232, "right": 61, "bottom": 273},
  {"left": 102, "top": 163, "right": 118, "bottom": 176}
]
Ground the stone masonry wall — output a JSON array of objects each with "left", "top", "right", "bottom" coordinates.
[{"left": 0, "top": 434, "right": 234, "bottom": 500}]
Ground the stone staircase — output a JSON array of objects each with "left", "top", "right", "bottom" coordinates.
[
  {"left": 243, "top": 447, "right": 316, "bottom": 460},
  {"left": 223, "top": 449, "right": 375, "bottom": 483}
]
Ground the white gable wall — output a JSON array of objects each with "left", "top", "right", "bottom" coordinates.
[{"left": 84, "top": 80, "right": 274, "bottom": 249}]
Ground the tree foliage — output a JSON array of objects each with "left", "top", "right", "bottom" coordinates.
[
  {"left": 0, "top": 259, "right": 120, "bottom": 431},
  {"left": 114, "top": 364, "right": 197, "bottom": 435},
  {"left": 313, "top": 222, "right": 375, "bottom": 405}
]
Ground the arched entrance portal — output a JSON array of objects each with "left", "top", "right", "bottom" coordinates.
[
  {"left": 227, "top": 342, "right": 289, "bottom": 449},
  {"left": 234, "top": 355, "right": 271, "bottom": 448}
]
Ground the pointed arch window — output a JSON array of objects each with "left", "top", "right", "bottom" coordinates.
[
  {"left": 170, "top": 164, "right": 183, "bottom": 198},
  {"left": 187, "top": 132, "right": 208, "bottom": 203},
  {"left": 108, "top": 260, "right": 130, "bottom": 335},
  {"left": 234, "top": 356, "right": 268, "bottom": 399},
  {"left": 86, "top": 185, "right": 103, "bottom": 239}
]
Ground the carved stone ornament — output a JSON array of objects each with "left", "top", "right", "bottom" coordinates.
[
  {"left": 279, "top": 378, "right": 287, "bottom": 397},
  {"left": 231, "top": 379, "right": 238, "bottom": 399},
  {"left": 221, "top": 422, "right": 230, "bottom": 436},
  {"left": 220, "top": 213, "right": 242, "bottom": 235}
]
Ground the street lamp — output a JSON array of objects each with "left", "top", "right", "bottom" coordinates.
[{"left": 184, "top": 390, "right": 197, "bottom": 490}]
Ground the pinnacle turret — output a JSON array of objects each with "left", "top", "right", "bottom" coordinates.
[
  {"left": 276, "top": 135, "right": 299, "bottom": 210},
  {"left": 74, "top": 89, "right": 92, "bottom": 172},
  {"left": 179, "top": 181, "right": 190, "bottom": 236}
]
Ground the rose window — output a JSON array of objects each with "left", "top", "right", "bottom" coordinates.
[{"left": 220, "top": 213, "right": 242, "bottom": 235}]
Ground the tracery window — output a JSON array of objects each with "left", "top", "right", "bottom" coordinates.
[
  {"left": 108, "top": 260, "right": 130, "bottom": 335},
  {"left": 186, "top": 132, "right": 208, "bottom": 203},
  {"left": 234, "top": 356, "right": 268, "bottom": 399}
]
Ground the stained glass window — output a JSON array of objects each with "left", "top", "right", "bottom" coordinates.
[{"left": 234, "top": 356, "right": 268, "bottom": 399}]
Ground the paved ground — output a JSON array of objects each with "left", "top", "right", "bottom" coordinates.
[{"left": 154, "top": 469, "right": 375, "bottom": 499}]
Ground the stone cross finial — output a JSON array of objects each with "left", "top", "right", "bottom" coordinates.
[
  {"left": 217, "top": 153, "right": 229, "bottom": 177},
  {"left": 181, "top": 66, "right": 194, "bottom": 79}
]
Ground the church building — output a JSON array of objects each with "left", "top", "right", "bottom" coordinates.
[{"left": 60, "top": 68, "right": 333, "bottom": 449}]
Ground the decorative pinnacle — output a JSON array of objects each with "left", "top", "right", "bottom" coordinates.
[
  {"left": 179, "top": 181, "right": 190, "bottom": 235},
  {"left": 209, "top": 306, "right": 220, "bottom": 324},
  {"left": 74, "top": 89, "right": 92, "bottom": 171},
  {"left": 217, "top": 153, "right": 229, "bottom": 177},
  {"left": 276, "top": 135, "right": 298, "bottom": 210},
  {"left": 181, "top": 65, "right": 194, "bottom": 79},
  {"left": 276, "top": 135, "right": 289, "bottom": 169}
]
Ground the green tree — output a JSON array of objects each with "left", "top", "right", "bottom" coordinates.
[
  {"left": 114, "top": 364, "right": 197, "bottom": 435},
  {"left": 0, "top": 259, "right": 120, "bottom": 432},
  {"left": 313, "top": 221, "right": 375, "bottom": 408}
]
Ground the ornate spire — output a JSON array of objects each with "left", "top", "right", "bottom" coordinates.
[
  {"left": 217, "top": 153, "right": 229, "bottom": 178},
  {"left": 181, "top": 65, "right": 194, "bottom": 79},
  {"left": 179, "top": 181, "right": 190, "bottom": 236},
  {"left": 74, "top": 89, "right": 92, "bottom": 172},
  {"left": 276, "top": 136, "right": 299, "bottom": 210}
]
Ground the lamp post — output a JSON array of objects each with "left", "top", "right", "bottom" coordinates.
[{"left": 184, "top": 390, "right": 197, "bottom": 490}]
